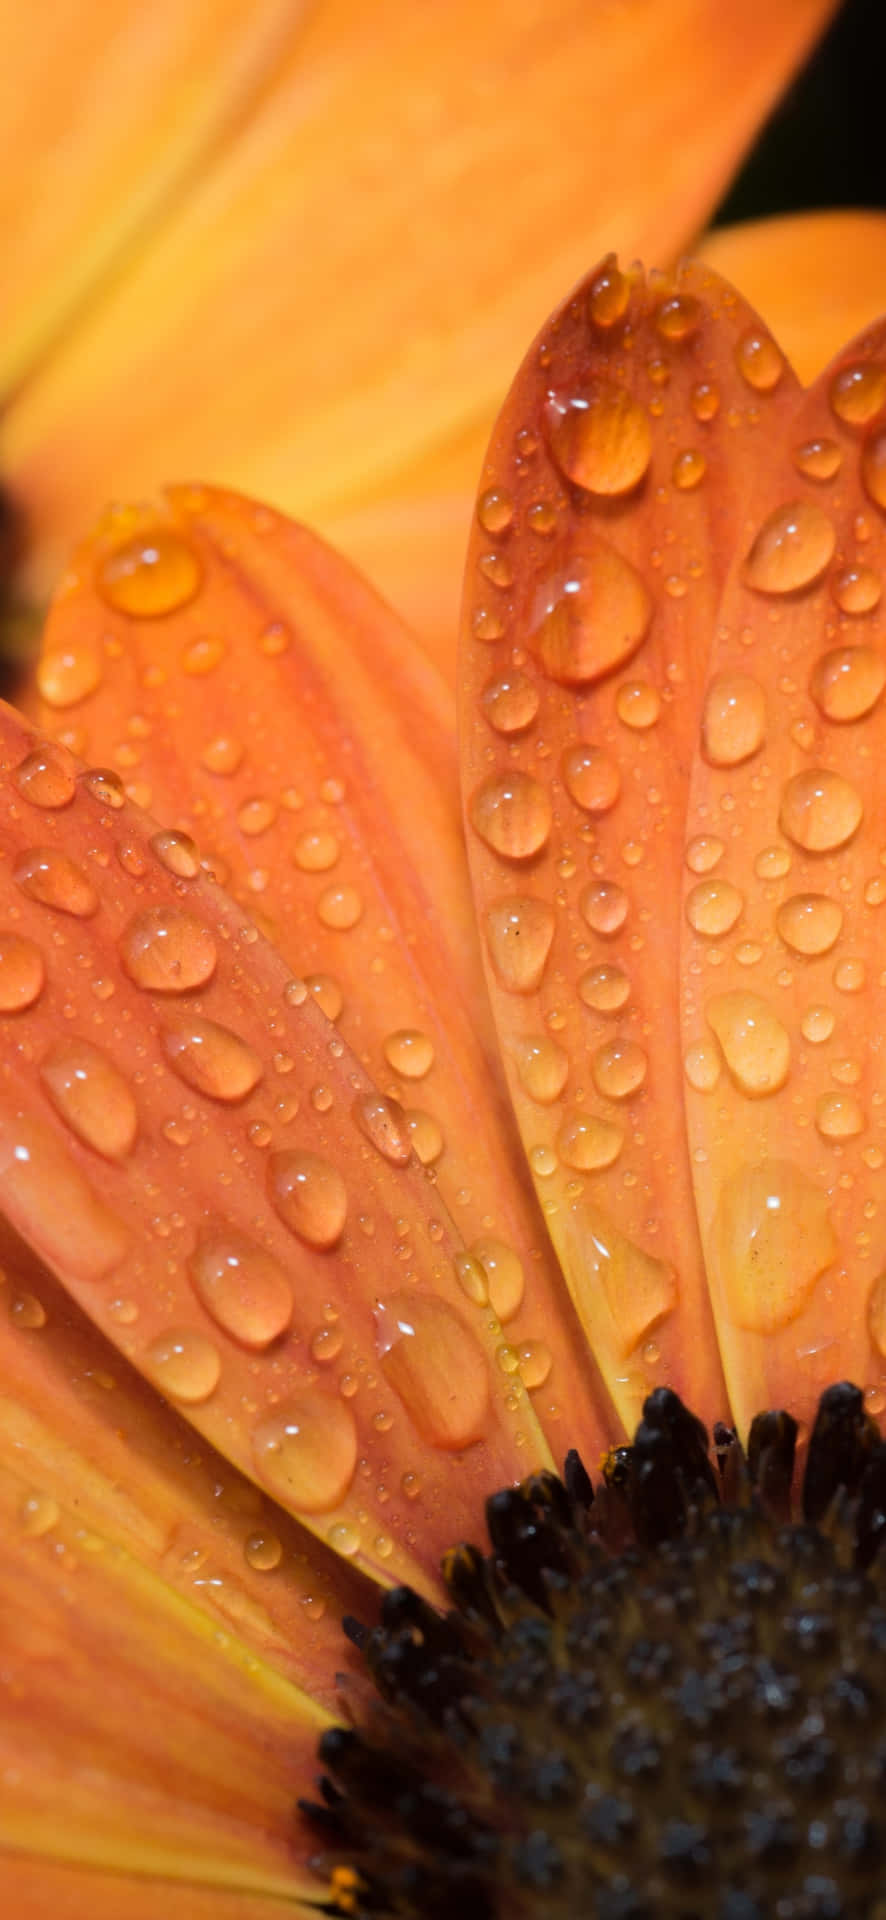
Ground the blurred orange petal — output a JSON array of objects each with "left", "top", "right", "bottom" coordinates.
[
  {"left": 3, "top": 1860, "right": 313, "bottom": 1920},
  {"left": 701, "top": 210, "right": 886, "bottom": 384},
  {"left": 1, "top": 0, "right": 837, "bottom": 671}
]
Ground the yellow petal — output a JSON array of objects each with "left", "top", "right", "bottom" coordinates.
[
  {"left": 700, "top": 211, "right": 886, "bottom": 385},
  {"left": 2, "top": 1860, "right": 314, "bottom": 1920},
  {"left": 3, "top": 0, "right": 837, "bottom": 669}
]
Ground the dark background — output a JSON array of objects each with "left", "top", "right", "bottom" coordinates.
[{"left": 714, "top": 0, "right": 884, "bottom": 226}]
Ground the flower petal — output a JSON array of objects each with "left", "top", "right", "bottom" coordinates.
[
  {"left": 2, "top": 1861, "right": 314, "bottom": 1920},
  {"left": 3, "top": 0, "right": 838, "bottom": 661},
  {"left": 24, "top": 484, "right": 606, "bottom": 1469},
  {"left": 0, "top": 693, "right": 547, "bottom": 1593},
  {"left": 0, "top": 1450, "right": 326, "bottom": 1899},
  {"left": 701, "top": 211, "right": 886, "bottom": 385}
]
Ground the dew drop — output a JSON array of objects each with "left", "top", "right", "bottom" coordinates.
[
  {"left": 383, "top": 1030, "right": 434, "bottom": 1079},
  {"left": 478, "top": 551, "right": 513, "bottom": 589},
  {"left": 40, "top": 1038, "right": 138, "bottom": 1160},
  {"left": 404, "top": 1110, "right": 444, "bottom": 1165},
  {"left": 304, "top": 973, "right": 343, "bottom": 1021},
  {"left": 685, "top": 835, "right": 725, "bottom": 875},
  {"left": 518, "top": 1340, "right": 553, "bottom": 1389},
  {"left": 691, "top": 381, "right": 720, "bottom": 422},
  {"left": 514, "top": 1034, "right": 570, "bottom": 1102},
  {"left": 0, "top": 933, "right": 45, "bottom": 1013},
  {"left": 253, "top": 1393, "right": 358, "bottom": 1512},
  {"left": 655, "top": 293, "right": 700, "bottom": 342},
  {"left": 793, "top": 436, "right": 843, "bottom": 482},
  {"left": 181, "top": 634, "right": 225, "bottom": 676},
  {"left": 834, "top": 956, "right": 866, "bottom": 994},
  {"left": 743, "top": 501, "right": 835, "bottom": 595},
  {"left": 268, "top": 1150, "right": 347, "bottom": 1249},
  {"left": 469, "top": 772, "right": 551, "bottom": 860},
  {"left": 471, "top": 1238, "right": 525, "bottom": 1322},
  {"left": 556, "top": 1108, "right": 623, "bottom": 1170},
  {"left": 476, "top": 488, "right": 514, "bottom": 535},
  {"left": 579, "top": 880, "right": 628, "bottom": 936},
  {"left": 815, "top": 1092, "right": 864, "bottom": 1141},
  {"left": 83, "top": 767, "right": 126, "bottom": 810},
  {"left": 484, "top": 896, "right": 555, "bottom": 993},
  {"left": 244, "top": 1531, "right": 283, "bottom": 1572},
  {"left": 801, "top": 1005, "right": 835, "bottom": 1043},
  {"left": 587, "top": 259, "right": 629, "bottom": 327},
  {"left": 36, "top": 640, "right": 102, "bottom": 708},
  {"left": 701, "top": 673, "right": 766, "bottom": 766},
  {"left": 14, "top": 848, "right": 98, "bottom": 918},
  {"left": 150, "top": 829, "right": 201, "bottom": 879},
  {"left": 13, "top": 744, "right": 76, "bottom": 809},
  {"left": 189, "top": 1225, "right": 292, "bottom": 1348},
  {"left": 311, "top": 1324, "right": 344, "bottom": 1363},
  {"left": 10, "top": 1291, "right": 47, "bottom": 1330},
  {"left": 162, "top": 1016, "right": 262, "bottom": 1102},
  {"left": 683, "top": 1042, "right": 722, "bottom": 1093},
  {"left": 120, "top": 908, "right": 217, "bottom": 992},
  {"left": 672, "top": 449, "right": 706, "bottom": 491},
  {"left": 685, "top": 879, "right": 743, "bottom": 938},
  {"left": 97, "top": 528, "right": 202, "bottom": 617},
  {"left": 561, "top": 743, "right": 621, "bottom": 813},
  {"left": 809, "top": 646, "right": 885, "bottom": 722},
  {"left": 591, "top": 1039, "right": 647, "bottom": 1100},
  {"left": 615, "top": 680, "right": 661, "bottom": 729},
  {"left": 376, "top": 1294, "right": 489, "bottom": 1449},
  {"left": 830, "top": 361, "right": 886, "bottom": 426},
  {"left": 705, "top": 991, "right": 789, "bottom": 1097},
  {"left": 480, "top": 673, "right": 540, "bottom": 734},
  {"left": 352, "top": 1093, "right": 412, "bottom": 1165},
  {"left": 778, "top": 768, "right": 862, "bottom": 852},
  {"left": 145, "top": 1329, "right": 221, "bottom": 1403},
  {"left": 544, "top": 384, "right": 652, "bottom": 495},
  {"left": 754, "top": 846, "right": 792, "bottom": 880},
  {"left": 735, "top": 329, "right": 784, "bottom": 392},
  {"left": 861, "top": 429, "right": 886, "bottom": 511},
  {"left": 293, "top": 829, "right": 340, "bottom": 872},
  {"left": 578, "top": 963, "right": 631, "bottom": 1012},
  {"left": 832, "top": 564, "right": 882, "bottom": 615},
  {"left": 201, "top": 735, "right": 244, "bottom": 775},
  {"left": 531, "top": 546, "right": 651, "bottom": 687},
  {"left": 713, "top": 1159, "right": 837, "bottom": 1332},
  {"left": 452, "top": 1251, "right": 489, "bottom": 1307},
  {"left": 316, "top": 886, "right": 363, "bottom": 931},
  {"left": 238, "top": 797, "right": 278, "bottom": 839},
  {"left": 776, "top": 893, "right": 844, "bottom": 957}
]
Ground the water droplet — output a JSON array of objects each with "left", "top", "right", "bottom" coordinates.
[
  {"left": 685, "top": 879, "right": 743, "bottom": 938},
  {"left": 83, "top": 768, "right": 126, "bottom": 810},
  {"left": 36, "top": 640, "right": 102, "bottom": 708},
  {"left": 238, "top": 797, "right": 277, "bottom": 839},
  {"left": 0, "top": 933, "right": 45, "bottom": 1012},
  {"left": 528, "top": 500, "right": 558, "bottom": 537},
  {"left": 471, "top": 1238, "right": 524, "bottom": 1322},
  {"left": 683, "top": 1042, "right": 722, "bottom": 1092},
  {"left": 383, "top": 1030, "right": 434, "bottom": 1079},
  {"left": 13, "top": 744, "right": 76, "bottom": 809},
  {"left": 181, "top": 634, "right": 226, "bottom": 676},
  {"left": 469, "top": 772, "right": 551, "bottom": 860},
  {"left": 480, "top": 673, "right": 540, "bottom": 733},
  {"left": 743, "top": 501, "right": 835, "bottom": 595},
  {"left": 587, "top": 259, "right": 629, "bottom": 327},
  {"left": 531, "top": 545, "right": 651, "bottom": 686},
  {"left": 701, "top": 673, "right": 766, "bottom": 766},
  {"left": 120, "top": 908, "right": 217, "bottom": 992},
  {"left": 685, "top": 835, "right": 725, "bottom": 875},
  {"left": 776, "top": 893, "right": 844, "bottom": 957},
  {"left": 544, "top": 383, "right": 652, "bottom": 495},
  {"left": 20, "top": 1491, "right": 60, "bottom": 1537},
  {"left": 802, "top": 1005, "right": 835, "bottom": 1044},
  {"left": 293, "top": 829, "right": 340, "bottom": 872},
  {"left": 189, "top": 1225, "right": 292, "bottom": 1348},
  {"left": 615, "top": 680, "right": 661, "bottom": 729},
  {"left": 10, "top": 1291, "right": 47, "bottom": 1329},
  {"left": 832, "top": 564, "right": 882, "bottom": 615},
  {"left": 452, "top": 1251, "right": 489, "bottom": 1307},
  {"left": 578, "top": 963, "right": 631, "bottom": 1012},
  {"left": 830, "top": 361, "right": 886, "bottom": 426},
  {"left": 316, "top": 885, "right": 363, "bottom": 930},
  {"left": 672, "top": 449, "right": 706, "bottom": 491},
  {"left": 311, "top": 1323, "right": 344, "bottom": 1363},
  {"left": 327, "top": 1522, "right": 360, "bottom": 1557},
  {"left": 253, "top": 1393, "right": 358, "bottom": 1512},
  {"left": 484, "top": 896, "right": 555, "bottom": 992},
  {"left": 304, "top": 973, "right": 343, "bottom": 1021},
  {"left": 14, "top": 848, "right": 98, "bottom": 918},
  {"left": 556, "top": 1108, "right": 623, "bottom": 1170},
  {"left": 735, "top": 329, "right": 784, "bottom": 391},
  {"left": 201, "top": 735, "right": 244, "bottom": 775},
  {"left": 478, "top": 550, "right": 513, "bottom": 589},
  {"left": 834, "top": 956, "right": 866, "bottom": 994},
  {"left": 40, "top": 1038, "right": 138, "bottom": 1160},
  {"left": 815, "top": 1092, "right": 864, "bottom": 1141},
  {"left": 591, "top": 1039, "right": 647, "bottom": 1100},
  {"left": 162, "top": 1016, "right": 262, "bottom": 1102},
  {"left": 793, "top": 436, "right": 843, "bottom": 482},
  {"left": 713, "top": 1159, "right": 837, "bottom": 1332},
  {"left": 518, "top": 1340, "right": 553, "bottom": 1389},
  {"left": 705, "top": 991, "right": 789, "bottom": 1097},
  {"left": 809, "top": 646, "right": 885, "bottom": 722},
  {"left": 691, "top": 381, "right": 720, "bottom": 422},
  {"left": 97, "top": 528, "right": 202, "bottom": 617},
  {"left": 514, "top": 1034, "right": 569, "bottom": 1102},
  {"left": 150, "top": 829, "right": 201, "bottom": 879},
  {"left": 655, "top": 293, "right": 700, "bottom": 342},
  {"left": 778, "top": 767, "right": 862, "bottom": 852},
  {"left": 376, "top": 1294, "right": 489, "bottom": 1449},
  {"left": 561, "top": 744, "right": 621, "bottom": 813},
  {"left": 404, "top": 1110, "right": 444, "bottom": 1165},
  {"left": 269, "top": 1150, "right": 347, "bottom": 1249},
  {"left": 754, "top": 846, "right": 791, "bottom": 881},
  {"left": 145, "top": 1328, "right": 221, "bottom": 1403},
  {"left": 476, "top": 488, "right": 514, "bottom": 535},
  {"left": 579, "top": 880, "right": 628, "bottom": 937},
  {"left": 244, "top": 1531, "right": 283, "bottom": 1571},
  {"left": 861, "top": 429, "right": 886, "bottom": 510},
  {"left": 352, "top": 1093, "right": 412, "bottom": 1165}
]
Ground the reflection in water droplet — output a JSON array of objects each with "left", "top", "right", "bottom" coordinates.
[
  {"left": 776, "top": 893, "right": 844, "bottom": 957},
  {"left": 514, "top": 1034, "right": 570, "bottom": 1102},
  {"left": 809, "top": 646, "right": 885, "bottom": 722},
  {"left": 120, "top": 908, "right": 217, "bottom": 992},
  {"left": 591, "top": 1039, "right": 647, "bottom": 1100},
  {"left": 778, "top": 768, "right": 862, "bottom": 852},
  {"left": 701, "top": 673, "right": 766, "bottom": 766},
  {"left": 162, "top": 1017, "right": 262, "bottom": 1102},
  {"left": 743, "top": 501, "right": 835, "bottom": 595},
  {"left": 469, "top": 773, "right": 551, "bottom": 859},
  {"left": 97, "top": 528, "right": 202, "bottom": 616},
  {"left": 706, "top": 992, "right": 789, "bottom": 1098},
  {"left": 531, "top": 546, "right": 651, "bottom": 687},
  {"left": 713, "top": 1159, "right": 837, "bottom": 1332},
  {"left": 189, "top": 1225, "right": 292, "bottom": 1348},
  {"left": 145, "top": 1328, "right": 221, "bottom": 1403},
  {"left": 268, "top": 1150, "right": 347, "bottom": 1248},
  {"left": 561, "top": 744, "right": 620, "bottom": 813},
  {"left": 376, "top": 1294, "right": 489, "bottom": 1449},
  {"left": 14, "top": 848, "right": 98, "bottom": 918},
  {"left": 544, "top": 383, "right": 652, "bottom": 495},
  {"left": 556, "top": 1108, "right": 623, "bottom": 1170},
  {"left": 40, "top": 1038, "right": 138, "bottom": 1160},
  {"left": 0, "top": 933, "right": 45, "bottom": 1013},
  {"left": 253, "top": 1393, "right": 358, "bottom": 1513}
]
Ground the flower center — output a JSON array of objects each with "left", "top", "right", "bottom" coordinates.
[{"left": 303, "top": 1384, "right": 886, "bottom": 1918}]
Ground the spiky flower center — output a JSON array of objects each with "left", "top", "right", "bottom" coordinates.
[{"left": 304, "top": 1384, "right": 886, "bottom": 1920}]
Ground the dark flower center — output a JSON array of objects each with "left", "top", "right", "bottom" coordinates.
[{"left": 302, "top": 1383, "right": 886, "bottom": 1920}]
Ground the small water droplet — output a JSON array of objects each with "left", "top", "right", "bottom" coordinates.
[
  {"left": 776, "top": 893, "right": 844, "bottom": 957},
  {"left": 778, "top": 767, "right": 862, "bottom": 852},
  {"left": 587, "top": 258, "right": 629, "bottom": 327},
  {"left": 517, "top": 1340, "right": 552, "bottom": 1389},
  {"left": 484, "top": 895, "right": 555, "bottom": 992},
  {"left": 383, "top": 1030, "right": 434, "bottom": 1079},
  {"left": 793, "top": 436, "right": 843, "bottom": 481},
  {"left": 40, "top": 1038, "right": 138, "bottom": 1159},
  {"left": 189, "top": 1225, "right": 292, "bottom": 1348},
  {"left": 244, "top": 1530, "right": 283, "bottom": 1571},
  {"left": 701, "top": 673, "right": 766, "bottom": 766},
  {"left": 672, "top": 449, "right": 706, "bottom": 491},
  {"left": 832, "top": 564, "right": 882, "bottom": 615},
  {"left": 376, "top": 1294, "right": 489, "bottom": 1449},
  {"left": 201, "top": 735, "right": 244, "bottom": 775},
  {"left": 162, "top": 1016, "right": 262, "bottom": 1102},
  {"left": 544, "top": 383, "right": 652, "bottom": 495},
  {"left": 591, "top": 1038, "right": 647, "bottom": 1100},
  {"left": 685, "top": 835, "right": 725, "bottom": 875},
  {"left": 556, "top": 1108, "right": 623, "bottom": 1170},
  {"left": 14, "top": 847, "right": 98, "bottom": 918},
  {"left": 561, "top": 743, "right": 621, "bottom": 813},
  {"left": 37, "top": 640, "right": 102, "bottom": 708},
  {"left": 151, "top": 829, "right": 201, "bottom": 878},
  {"left": 20, "top": 1491, "right": 60, "bottom": 1537},
  {"left": 269, "top": 1150, "right": 347, "bottom": 1248},
  {"left": 706, "top": 991, "right": 789, "bottom": 1097},
  {"left": 615, "top": 680, "right": 661, "bottom": 729},
  {"left": 531, "top": 546, "right": 651, "bottom": 686},
  {"left": 735, "top": 329, "right": 784, "bottom": 391},
  {"left": 743, "top": 500, "right": 835, "bottom": 595},
  {"left": 578, "top": 963, "right": 631, "bottom": 1012},
  {"left": 97, "top": 528, "right": 202, "bottom": 617},
  {"left": 13, "top": 744, "right": 77, "bottom": 809},
  {"left": 145, "top": 1328, "right": 221, "bottom": 1403},
  {"left": 691, "top": 381, "right": 720, "bottom": 422},
  {"left": 10, "top": 1290, "right": 47, "bottom": 1329},
  {"left": 237, "top": 797, "right": 277, "bottom": 838},
  {"left": 579, "top": 880, "right": 628, "bottom": 936},
  {"left": 469, "top": 772, "right": 551, "bottom": 859},
  {"left": 683, "top": 1042, "right": 722, "bottom": 1093},
  {"left": 316, "top": 886, "right": 363, "bottom": 930},
  {"left": 476, "top": 488, "right": 514, "bottom": 535},
  {"left": 0, "top": 932, "right": 45, "bottom": 1012},
  {"left": 452, "top": 1251, "right": 489, "bottom": 1307},
  {"left": 302, "top": 973, "right": 343, "bottom": 1021},
  {"left": 514, "top": 1034, "right": 570, "bottom": 1102},
  {"left": 685, "top": 879, "right": 743, "bottom": 938},
  {"left": 830, "top": 361, "right": 886, "bottom": 426},
  {"left": 293, "top": 829, "right": 340, "bottom": 871},
  {"left": 404, "top": 1109, "right": 444, "bottom": 1165},
  {"left": 470, "top": 1238, "right": 524, "bottom": 1322},
  {"left": 861, "top": 429, "right": 886, "bottom": 510},
  {"left": 815, "top": 1092, "right": 864, "bottom": 1140},
  {"left": 120, "top": 908, "right": 217, "bottom": 993},
  {"left": 809, "top": 646, "right": 885, "bottom": 722},
  {"left": 655, "top": 293, "right": 700, "bottom": 342},
  {"left": 253, "top": 1393, "right": 358, "bottom": 1512},
  {"left": 480, "top": 672, "right": 540, "bottom": 734},
  {"left": 352, "top": 1093, "right": 412, "bottom": 1165}
]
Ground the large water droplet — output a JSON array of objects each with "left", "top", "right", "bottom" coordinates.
[
  {"left": 0, "top": 932, "right": 45, "bottom": 1012},
  {"left": 36, "top": 639, "right": 102, "bottom": 708},
  {"left": 713, "top": 1160, "right": 837, "bottom": 1332},
  {"left": 578, "top": 963, "right": 631, "bottom": 1012},
  {"left": 531, "top": 545, "right": 651, "bottom": 687},
  {"left": 189, "top": 1225, "right": 292, "bottom": 1348},
  {"left": 778, "top": 768, "right": 862, "bottom": 852},
  {"left": 13, "top": 744, "right": 77, "bottom": 809},
  {"left": 561, "top": 744, "right": 621, "bottom": 813},
  {"left": 705, "top": 991, "right": 790, "bottom": 1097},
  {"left": 701, "top": 673, "right": 766, "bottom": 766},
  {"left": 734, "top": 329, "right": 784, "bottom": 392},
  {"left": 14, "top": 848, "right": 98, "bottom": 918},
  {"left": 150, "top": 830, "right": 201, "bottom": 879},
  {"left": 815, "top": 1092, "right": 864, "bottom": 1141},
  {"left": 514, "top": 1034, "right": 569, "bottom": 1102},
  {"left": 97, "top": 528, "right": 202, "bottom": 617},
  {"left": 162, "top": 1016, "right": 262, "bottom": 1102},
  {"left": 832, "top": 564, "right": 882, "bottom": 615},
  {"left": 830, "top": 361, "right": 886, "bottom": 426},
  {"left": 655, "top": 293, "right": 700, "bottom": 342},
  {"left": 685, "top": 880, "right": 743, "bottom": 938},
  {"left": 120, "top": 908, "right": 217, "bottom": 993},
  {"left": 587, "top": 259, "right": 629, "bottom": 327},
  {"left": 252, "top": 1393, "right": 358, "bottom": 1512},
  {"left": 383, "top": 1030, "right": 434, "bottom": 1079},
  {"left": 352, "top": 1093, "right": 412, "bottom": 1165},
  {"left": 743, "top": 501, "right": 835, "bottom": 595},
  {"left": 484, "top": 896, "right": 555, "bottom": 992},
  {"left": 40, "top": 1038, "right": 138, "bottom": 1159},
  {"left": 269, "top": 1150, "right": 347, "bottom": 1248},
  {"left": 591, "top": 1039, "right": 647, "bottom": 1100},
  {"left": 376, "top": 1294, "right": 490, "bottom": 1449},
  {"left": 776, "top": 893, "right": 844, "bottom": 957},
  {"left": 544, "top": 383, "right": 652, "bottom": 495},
  {"left": 579, "top": 880, "right": 628, "bottom": 936},
  {"left": 556, "top": 1108, "right": 623, "bottom": 1170},
  {"left": 793, "top": 437, "right": 842, "bottom": 482},
  {"left": 469, "top": 772, "right": 551, "bottom": 860},
  {"left": 470, "top": 1238, "right": 524, "bottom": 1322},
  {"left": 480, "top": 673, "right": 540, "bottom": 734},
  {"left": 809, "top": 646, "right": 885, "bottom": 722},
  {"left": 145, "top": 1328, "right": 221, "bottom": 1403}
]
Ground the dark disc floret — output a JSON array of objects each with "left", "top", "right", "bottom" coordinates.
[{"left": 301, "top": 1383, "right": 886, "bottom": 1920}]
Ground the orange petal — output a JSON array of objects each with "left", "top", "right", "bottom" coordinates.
[
  {"left": 0, "top": 1213, "right": 368, "bottom": 1707},
  {"left": 0, "top": 1449, "right": 326, "bottom": 1899},
  {"left": 0, "top": 694, "right": 548, "bottom": 1593},
  {"left": 700, "top": 211, "right": 886, "bottom": 385},
  {"left": 2, "top": 1861, "right": 314, "bottom": 1920},
  {"left": 24, "top": 485, "right": 606, "bottom": 1469},
  {"left": 3, "top": 0, "right": 838, "bottom": 671}
]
